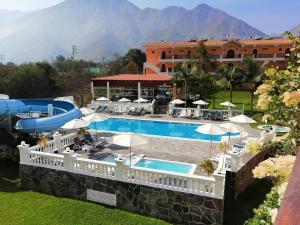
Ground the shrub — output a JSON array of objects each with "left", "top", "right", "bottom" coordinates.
[{"left": 200, "top": 160, "right": 216, "bottom": 176}]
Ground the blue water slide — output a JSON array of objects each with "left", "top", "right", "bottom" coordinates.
[{"left": 0, "top": 99, "right": 82, "bottom": 133}]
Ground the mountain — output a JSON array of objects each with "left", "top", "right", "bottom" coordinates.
[
  {"left": 0, "top": 0, "right": 265, "bottom": 62},
  {"left": 291, "top": 24, "right": 300, "bottom": 35}
]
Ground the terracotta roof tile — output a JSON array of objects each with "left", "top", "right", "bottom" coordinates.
[
  {"left": 92, "top": 74, "right": 172, "bottom": 82},
  {"left": 144, "top": 39, "right": 292, "bottom": 48}
]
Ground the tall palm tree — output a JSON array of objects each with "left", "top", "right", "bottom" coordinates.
[
  {"left": 218, "top": 64, "right": 237, "bottom": 102},
  {"left": 243, "top": 58, "right": 267, "bottom": 112},
  {"left": 172, "top": 63, "right": 194, "bottom": 106}
]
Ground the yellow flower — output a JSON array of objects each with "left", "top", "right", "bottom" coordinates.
[
  {"left": 265, "top": 68, "right": 277, "bottom": 77},
  {"left": 256, "top": 84, "right": 273, "bottom": 95},
  {"left": 246, "top": 141, "right": 263, "bottom": 154},
  {"left": 257, "top": 94, "right": 272, "bottom": 110},
  {"left": 283, "top": 89, "right": 300, "bottom": 107}
]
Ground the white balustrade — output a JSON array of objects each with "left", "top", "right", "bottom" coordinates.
[
  {"left": 19, "top": 140, "right": 225, "bottom": 199},
  {"left": 28, "top": 151, "right": 64, "bottom": 170}
]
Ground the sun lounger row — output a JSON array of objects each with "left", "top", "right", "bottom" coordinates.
[
  {"left": 96, "top": 105, "right": 146, "bottom": 116},
  {"left": 73, "top": 133, "right": 107, "bottom": 153},
  {"left": 170, "top": 109, "right": 228, "bottom": 121}
]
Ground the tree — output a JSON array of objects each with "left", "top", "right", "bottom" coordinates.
[
  {"left": 172, "top": 63, "right": 194, "bottom": 106},
  {"left": 124, "top": 49, "right": 146, "bottom": 73},
  {"left": 255, "top": 33, "right": 300, "bottom": 154},
  {"left": 192, "top": 44, "right": 218, "bottom": 73},
  {"left": 243, "top": 58, "right": 267, "bottom": 112},
  {"left": 218, "top": 64, "right": 238, "bottom": 102}
]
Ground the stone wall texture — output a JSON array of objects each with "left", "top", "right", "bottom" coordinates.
[
  {"left": 20, "top": 164, "right": 223, "bottom": 225},
  {"left": 225, "top": 148, "right": 275, "bottom": 200}
]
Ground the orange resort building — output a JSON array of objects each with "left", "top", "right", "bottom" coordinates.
[
  {"left": 144, "top": 38, "right": 292, "bottom": 75},
  {"left": 91, "top": 38, "right": 292, "bottom": 101}
]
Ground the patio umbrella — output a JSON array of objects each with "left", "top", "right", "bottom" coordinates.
[
  {"left": 118, "top": 98, "right": 131, "bottom": 103},
  {"left": 170, "top": 99, "right": 185, "bottom": 105},
  {"left": 220, "top": 123, "right": 244, "bottom": 150},
  {"left": 80, "top": 107, "right": 94, "bottom": 116},
  {"left": 196, "top": 124, "right": 226, "bottom": 158},
  {"left": 220, "top": 101, "right": 236, "bottom": 107},
  {"left": 96, "top": 97, "right": 109, "bottom": 101},
  {"left": 193, "top": 100, "right": 209, "bottom": 109},
  {"left": 113, "top": 133, "right": 148, "bottom": 166},
  {"left": 134, "top": 98, "right": 149, "bottom": 103},
  {"left": 229, "top": 114, "right": 256, "bottom": 141},
  {"left": 82, "top": 113, "right": 104, "bottom": 140},
  {"left": 61, "top": 119, "right": 88, "bottom": 130}
]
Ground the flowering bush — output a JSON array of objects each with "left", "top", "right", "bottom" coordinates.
[
  {"left": 37, "top": 136, "right": 48, "bottom": 147},
  {"left": 252, "top": 155, "right": 296, "bottom": 183},
  {"left": 255, "top": 33, "right": 300, "bottom": 154},
  {"left": 246, "top": 141, "right": 263, "bottom": 154}
]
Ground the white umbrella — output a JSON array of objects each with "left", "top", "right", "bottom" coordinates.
[
  {"left": 193, "top": 100, "right": 209, "bottom": 105},
  {"left": 196, "top": 124, "right": 226, "bottom": 158},
  {"left": 113, "top": 133, "right": 148, "bottom": 166},
  {"left": 193, "top": 100, "right": 209, "bottom": 110},
  {"left": 80, "top": 107, "right": 94, "bottom": 116},
  {"left": 220, "top": 123, "right": 244, "bottom": 150},
  {"left": 118, "top": 98, "right": 131, "bottom": 102},
  {"left": 229, "top": 114, "right": 257, "bottom": 124},
  {"left": 83, "top": 113, "right": 104, "bottom": 140},
  {"left": 134, "top": 98, "right": 149, "bottom": 103},
  {"left": 82, "top": 113, "right": 103, "bottom": 123},
  {"left": 220, "top": 101, "right": 236, "bottom": 107},
  {"left": 96, "top": 97, "right": 109, "bottom": 101},
  {"left": 229, "top": 114, "right": 256, "bottom": 141},
  {"left": 170, "top": 99, "right": 185, "bottom": 105},
  {"left": 61, "top": 119, "right": 88, "bottom": 130}
]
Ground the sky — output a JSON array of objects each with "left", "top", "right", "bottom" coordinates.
[{"left": 0, "top": 0, "right": 299, "bottom": 34}]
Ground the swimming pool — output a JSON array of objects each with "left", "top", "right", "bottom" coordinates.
[
  {"left": 89, "top": 118, "right": 239, "bottom": 141},
  {"left": 102, "top": 155, "right": 196, "bottom": 174}
]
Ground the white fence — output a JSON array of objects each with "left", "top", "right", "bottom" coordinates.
[
  {"left": 228, "top": 130, "right": 277, "bottom": 172},
  {"left": 18, "top": 141, "right": 225, "bottom": 199}
]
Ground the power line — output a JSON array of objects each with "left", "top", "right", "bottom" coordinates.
[
  {"left": 71, "top": 45, "right": 78, "bottom": 60},
  {"left": 0, "top": 55, "right": 5, "bottom": 64}
]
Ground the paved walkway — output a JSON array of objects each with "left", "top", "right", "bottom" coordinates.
[{"left": 78, "top": 113, "right": 260, "bottom": 175}]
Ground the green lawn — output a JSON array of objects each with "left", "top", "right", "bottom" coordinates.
[
  {"left": 0, "top": 161, "right": 169, "bottom": 225},
  {"left": 207, "top": 91, "right": 258, "bottom": 111}
]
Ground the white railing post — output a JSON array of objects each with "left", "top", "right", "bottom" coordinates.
[
  {"left": 18, "top": 141, "right": 30, "bottom": 164},
  {"left": 229, "top": 152, "right": 239, "bottom": 172},
  {"left": 62, "top": 148, "right": 76, "bottom": 172},
  {"left": 52, "top": 131, "right": 64, "bottom": 152},
  {"left": 213, "top": 173, "right": 225, "bottom": 199},
  {"left": 115, "top": 157, "right": 127, "bottom": 181}
]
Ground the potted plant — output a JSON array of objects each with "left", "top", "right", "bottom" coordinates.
[
  {"left": 200, "top": 159, "right": 216, "bottom": 176},
  {"left": 37, "top": 136, "right": 48, "bottom": 147}
]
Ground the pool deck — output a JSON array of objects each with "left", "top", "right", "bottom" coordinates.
[{"left": 79, "top": 113, "right": 260, "bottom": 175}]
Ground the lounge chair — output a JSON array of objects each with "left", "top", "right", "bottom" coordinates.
[
  {"left": 178, "top": 109, "right": 187, "bottom": 118},
  {"left": 128, "top": 107, "right": 145, "bottom": 116},
  {"left": 202, "top": 111, "right": 210, "bottom": 120},
  {"left": 186, "top": 109, "right": 192, "bottom": 118},
  {"left": 73, "top": 137, "right": 83, "bottom": 151},
  {"left": 84, "top": 133, "right": 106, "bottom": 148}
]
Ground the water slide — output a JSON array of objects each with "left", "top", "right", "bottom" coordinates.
[{"left": 0, "top": 99, "right": 82, "bottom": 133}]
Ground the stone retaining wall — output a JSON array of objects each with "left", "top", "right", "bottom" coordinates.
[
  {"left": 225, "top": 148, "right": 275, "bottom": 200},
  {"left": 20, "top": 164, "right": 223, "bottom": 225}
]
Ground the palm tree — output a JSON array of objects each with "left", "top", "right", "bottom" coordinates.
[
  {"left": 242, "top": 58, "right": 267, "bottom": 112},
  {"left": 218, "top": 64, "right": 237, "bottom": 102},
  {"left": 172, "top": 63, "right": 194, "bottom": 106}
]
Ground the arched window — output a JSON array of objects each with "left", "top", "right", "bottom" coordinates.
[
  {"left": 161, "top": 51, "right": 166, "bottom": 59},
  {"left": 285, "top": 48, "right": 291, "bottom": 58},
  {"left": 161, "top": 64, "right": 166, "bottom": 72},
  {"left": 226, "top": 49, "right": 235, "bottom": 58},
  {"left": 253, "top": 49, "right": 258, "bottom": 58}
]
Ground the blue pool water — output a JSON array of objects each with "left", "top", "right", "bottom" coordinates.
[
  {"left": 89, "top": 118, "right": 239, "bottom": 141},
  {"left": 135, "top": 159, "right": 193, "bottom": 174},
  {"left": 103, "top": 155, "right": 194, "bottom": 174}
]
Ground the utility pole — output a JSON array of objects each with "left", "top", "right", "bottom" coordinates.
[
  {"left": 71, "top": 45, "right": 78, "bottom": 60},
  {"left": 0, "top": 55, "right": 5, "bottom": 64}
]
